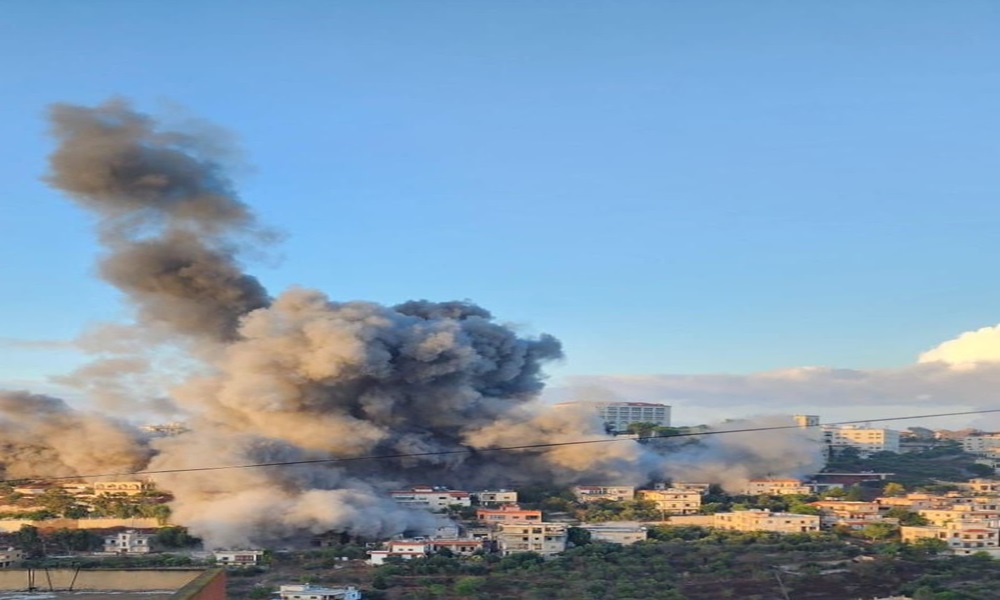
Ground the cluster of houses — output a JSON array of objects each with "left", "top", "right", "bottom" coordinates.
[{"left": 371, "top": 476, "right": 1000, "bottom": 562}]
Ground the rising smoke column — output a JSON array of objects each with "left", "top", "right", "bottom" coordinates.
[
  {"left": 40, "top": 99, "right": 650, "bottom": 547},
  {"left": 46, "top": 99, "right": 269, "bottom": 342}
]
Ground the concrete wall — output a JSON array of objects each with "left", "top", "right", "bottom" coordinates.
[
  {"left": 0, "top": 518, "right": 161, "bottom": 532},
  {"left": 0, "top": 569, "right": 203, "bottom": 591}
]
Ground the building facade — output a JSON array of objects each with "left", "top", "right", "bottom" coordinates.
[
  {"left": 103, "top": 530, "right": 153, "bottom": 554},
  {"left": 493, "top": 523, "right": 568, "bottom": 556},
  {"left": 474, "top": 489, "right": 518, "bottom": 505},
  {"left": 477, "top": 504, "right": 542, "bottom": 524},
  {"left": 214, "top": 550, "right": 265, "bottom": 566},
  {"left": 636, "top": 488, "right": 702, "bottom": 515},
  {"left": 743, "top": 479, "right": 812, "bottom": 496},
  {"left": 390, "top": 486, "right": 471, "bottom": 510},
  {"left": 713, "top": 510, "right": 820, "bottom": 534},
  {"left": 572, "top": 486, "right": 635, "bottom": 503},
  {"left": 579, "top": 522, "right": 648, "bottom": 545},
  {"left": 279, "top": 584, "right": 362, "bottom": 600},
  {"left": 824, "top": 426, "right": 901, "bottom": 454}
]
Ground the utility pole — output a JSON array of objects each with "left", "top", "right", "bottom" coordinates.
[{"left": 772, "top": 567, "right": 791, "bottom": 600}]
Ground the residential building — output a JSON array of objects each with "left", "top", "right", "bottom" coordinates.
[
  {"left": 579, "top": 522, "right": 648, "bottom": 545},
  {"left": 810, "top": 501, "right": 881, "bottom": 527},
  {"left": 103, "top": 530, "right": 153, "bottom": 554},
  {"left": 636, "top": 488, "right": 702, "bottom": 515},
  {"left": 554, "top": 401, "right": 671, "bottom": 433},
  {"left": 901, "top": 523, "right": 1000, "bottom": 557},
  {"left": 713, "top": 510, "right": 820, "bottom": 534},
  {"left": 476, "top": 504, "right": 542, "bottom": 524},
  {"left": 962, "top": 434, "right": 1000, "bottom": 455},
  {"left": 389, "top": 486, "right": 471, "bottom": 510},
  {"left": 572, "top": 485, "right": 635, "bottom": 503},
  {"left": 669, "top": 482, "right": 712, "bottom": 495},
  {"left": 426, "top": 538, "right": 488, "bottom": 556},
  {"left": 493, "top": 522, "right": 568, "bottom": 556},
  {"left": 877, "top": 493, "right": 952, "bottom": 512},
  {"left": 824, "top": 426, "right": 901, "bottom": 454},
  {"left": 743, "top": 478, "right": 812, "bottom": 496},
  {"left": 794, "top": 415, "right": 820, "bottom": 428},
  {"left": 368, "top": 540, "right": 430, "bottom": 565},
  {"left": 279, "top": 584, "right": 362, "bottom": 600},
  {"left": 0, "top": 548, "right": 23, "bottom": 568},
  {"left": 94, "top": 481, "right": 154, "bottom": 496},
  {"left": 966, "top": 479, "right": 1000, "bottom": 494},
  {"left": 474, "top": 489, "right": 518, "bottom": 506},
  {"left": 214, "top": 550, "right": 265, "bottom": 566}
]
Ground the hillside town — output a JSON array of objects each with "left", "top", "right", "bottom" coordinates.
[{"left": 1, "top": 405, "right": 1000, "bottom": 598}]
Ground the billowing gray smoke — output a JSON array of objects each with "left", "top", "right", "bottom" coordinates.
[{"left": 0, "top": 99, "right": 822, "bottom": 547}]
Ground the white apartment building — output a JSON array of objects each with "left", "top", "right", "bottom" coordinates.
[
  {"left": 713, "top": 510, "right": 820, "bottom": 534},
  {"left": 824, "top": 425, "right": 901, "bottom": 454},
  {"left": 555, "top": 401, "right": 671, "bottom": 433},
  {"left": 279, "top": 584, "right": 361, "bottom": 600},
  {"left": 579, "top": 522, "right": 648, "bottom": 545},
  {"left": 0, "top": 548, "right": 23, "bottom": 568},
  {"left": 963, "top": 434, "right": 1000, "bottom": 455},
  {"left": 103, "top": 530, "right": 153, "bottom": 554},
  {"left": 214, "top": 550, "right": 265, "bottom": 566},
  {"left": 493, "top": 523, "right": 568, "bottom": 556},
  {"left": 572, "top": 486, "right": 635, "bottom": 503},
  {"left": 390, "top": 486, "right": 471, "bottom": 511},
  {"left": 636, "top": 488, "right": 702, "bottom": 515},
  {"left": 743, "top": 479, "right": 812, "bottom": 496}
]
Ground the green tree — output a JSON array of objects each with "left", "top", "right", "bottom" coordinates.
[
  {"left": 861, "top": 522, "right": 897, "bottom": 541},
  {"left": 882, "top": 482, "right": 906, "bottom": 497}
]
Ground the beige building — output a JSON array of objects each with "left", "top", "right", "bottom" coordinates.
[
  {"left": 572, "top": 486, "right": 635, "bottom": 503},
  {"left": 214, "top": 550, "right": 265, "bottom": 566},
  {"left": 743, "top": 479, "right": 812, "bottom": 496},
  {"left": 794, "top": 415, "right": 820, "bottom": 428},
  {"left": 94, "top": 481, "right": 154, "bottom": 496},
  {"left": 810, "top": 500, "right": 881, "bottom": 527},
  {"left": 477, "top": 504, "right": 542, "bottom": 524},
  {"left": 713, "top": 510, "right": 820, "bottom": 534},
  {"left": 493, "top": 522, "right": 567, "bottom": 556},
  {"left": 279, "top": 584, "right": 361, "bottom": 600},
  {"left": 902, "top": 523, "right": 1000, "bottom": 556},
  {"left": 824, "top": 425, "right": 901, "bottom": 454},
  {"left": 474, "top": 489, "right": 518, "bottom": 505},
  {"left": 636, "top": 488, "right": 702, "bottom": 515},
  {"left": 0, "top": 548, "right": 23, "bottom": 568},
  {"left": 579, "top": 522, "right": 648, "bottom": 545}
]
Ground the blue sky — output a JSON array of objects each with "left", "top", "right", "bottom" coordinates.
[{"left": 3, "top": 1, "right": 1000, "bottom": 422}]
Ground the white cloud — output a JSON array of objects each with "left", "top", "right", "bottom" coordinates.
[
  {"left": 545, "top": 324, "right": 1000, "bottom": 430},
  {"left": 918, "top": 324, "right": 1000, "bottom": 368}
]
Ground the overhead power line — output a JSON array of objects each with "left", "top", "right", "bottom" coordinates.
[{"left": 3, "top": 407, "right": 998, "bottom": 484}]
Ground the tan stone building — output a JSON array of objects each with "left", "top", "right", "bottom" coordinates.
[
  {"left": 493, "top": 522, "right": 567, "bottom": 556},
  {"left": 636, "top": 488, "right": 702, "bottom": 515},
  {"left": 902, "top": 523, "right": 1000, "bottom": 556},
  {"left": 713, "top": 510, "right": 820, "bottom": 534},
  {"left": 743, "top": 479, "right": 811, "bottom": 496}
]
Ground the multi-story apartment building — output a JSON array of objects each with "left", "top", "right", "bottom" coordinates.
[
  {"left": 901, "top": 524, "right": 1000, "bottom": 556},
  {"left": 94, "top": 481, "right": 155, "bottom": 496},
  {"left": 572, "top": 486, "right": 635, "bottom": 503},
  {"left": 367, "top": 540, "right": 431, "bottom": 565},
  {"left": 713, "top": 510, "right": 820, "bottom": 534},
  {"left": 636, "top": 488, "right": 702, "bottom": 515},
  {"left": 476, "top": 504, "right": 542, "bottom": 525},
  {"left": 103, "top": 530, "right": 153, "bottom": 554},
  {"left": 794, "top": 415, "right": 820, "bottom": 428},
  {"left": 0, "top": 548, "right": 23, "bottom": 568},
  {"left": 389, "top": 486, "right": 471, "bottom": 510},
  {"left": 579, "top": 522, "right": 648, "bottom": 545},
  {"left": 966, "top": 479, "right": 1000, "bottom": 494},
  {"left": 474, "top": 489, "right": 518, "bottom": 505},
  {"left": 493, "top": 523, "right": 568, "bottom": 556},
  {"left": 555, "top": 401, "right": 671, "bottom": 433},
  {"left": 743, "top": 479, "right": 812, "bottom": 496},
  {"left": 810, "top": 501, "right": 881, "bottom": 527},
  {"left": 214, "top": 550, "right": 265, "bottom": 566},
  {"left": 962, "top": 434, "right": 1000, "bottom": 455},
  {"left": 824, "top": 425, "right": 901, "bottom": 454}
]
